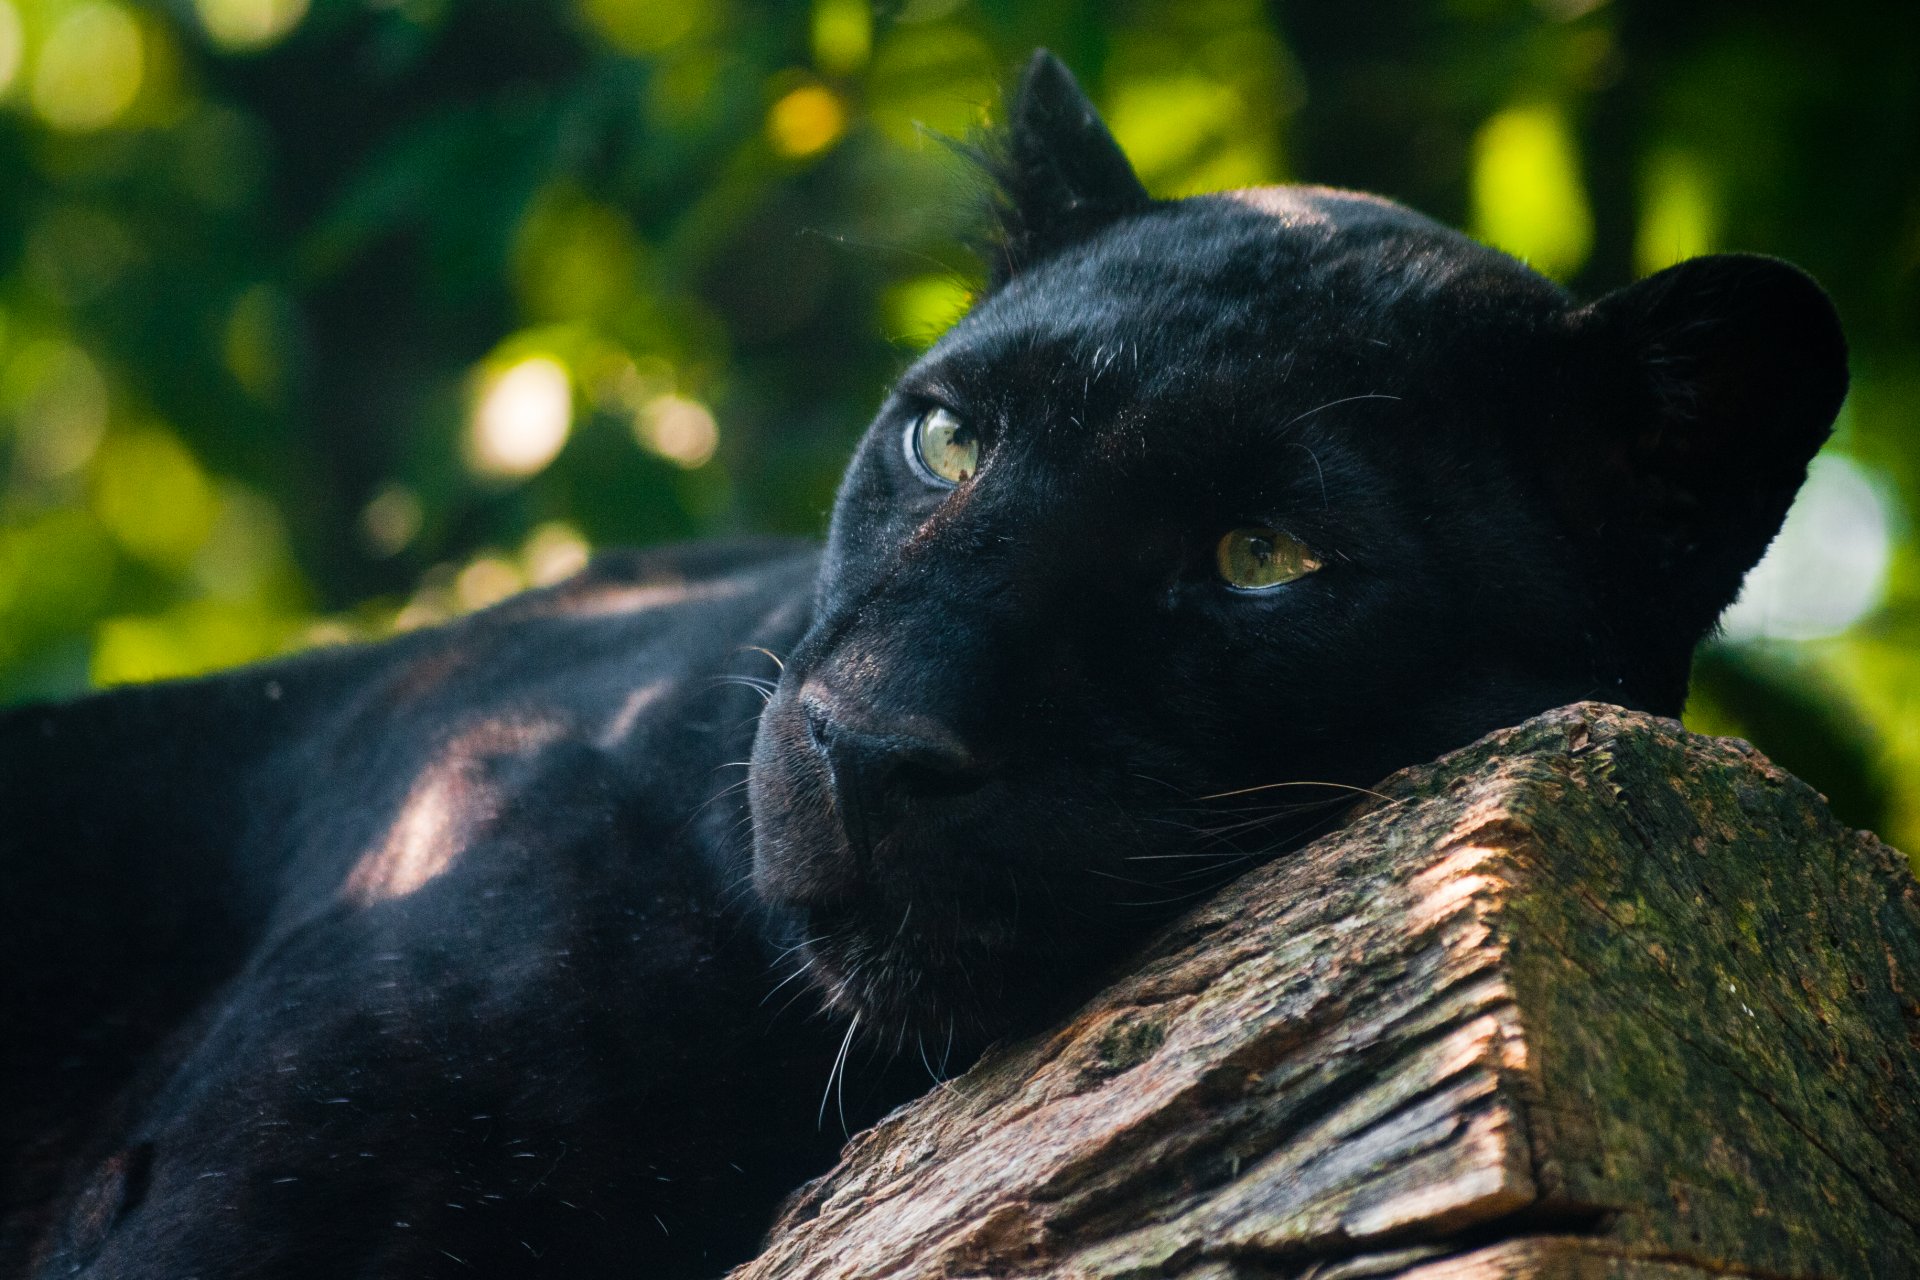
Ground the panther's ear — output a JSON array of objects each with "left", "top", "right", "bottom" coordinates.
[
  {"left": 1567, "top": 253, "right": 1847, "bottom": 637},
  {"left": 985, "top": 50, "right": 1150, "bottom": 286}
]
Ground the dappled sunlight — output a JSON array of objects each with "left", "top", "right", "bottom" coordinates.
[
  {"left": 343, "top": 715, "right": 572, "bottom": 905},
  {"left": 578, "top": 0, "right": 711, "bottom": 55},
  {"left": 1470, "top": 103, "right": 1593, "bottom": 280},
  {"left": 90, "top": 426, "right": 220, "bottom": 570},
  {"left": 0, "top": 1, "right": 21, "bottom": 98},
  {"left": 524, "top": 521, "right": 591, "bottom": 586},
  {"left": 1636, "top": 149, "right": 1719, "bottom": 276},
  {"left": 1223, "top": 186, "right": 1337, "bottom": 228},
  {"left": 360, "top": 484, "right": 423, "bottom": 558},
  {"left": 767, "top": 82, "right": 845, "bottom": 158},
  {"left": 529, "top": 574, "right": 750, "bottom": 619},
  {"left": 467, "top": 356, "right": 572, "bottom": 479},
  {"left": 634, "top": 394, "right": 719, "bottom": 468},
  {"left": 810, "top": 0, "right": 869, "bottom": 74},
  {"left": 1721, "top": 454, "right": 1894, "bottom": 643},
  {"left": 598, "top": 678, "right": 670, "bottom": 747},
  {"left": 194, "top": 0, "right": 306, "bottom": 52},
  {"left": 881, "top": 275, "right": 971, "bottom": 348},
  {"left": 31, "top": 1, "right": 143, "bottom": 131},
  {"left": 3, "top": 338, "right": 108, "bottom": 482}
]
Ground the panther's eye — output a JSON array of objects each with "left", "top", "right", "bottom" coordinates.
[
  {"left": 1216, "top": 527, "right": 1322, "bottom": 591},
  {"left": 906, "top": 407, "right": 979, "bottom": 486}
]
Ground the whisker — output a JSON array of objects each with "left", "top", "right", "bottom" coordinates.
[
  {"left": 761, "top": 958, "right": 818, "bottom": 1007},
  {"left": 740, "top": 645, "right": 786, "bottom": 672},
  {"left": 1280, "top": 392, "right": 1402, "bottom": 430},
  {"left": 820, "top": 1014, "right": 861, "bottom": 1135},
  {"left": 1189, "top": 779, "right": 1389, "bottom": 804}
]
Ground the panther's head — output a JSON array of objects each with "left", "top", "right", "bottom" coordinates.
[{"left": 748, "top": 52, "right": 1846, "bottom": 1046}]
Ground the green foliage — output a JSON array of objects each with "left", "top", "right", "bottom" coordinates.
[{"left": 1, "top": 0, "right": 1916, "bottom": 856}]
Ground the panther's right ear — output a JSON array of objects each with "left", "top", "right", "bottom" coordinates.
[{"left": 985, "top": 50, "right": 1150, "bottom": 286}]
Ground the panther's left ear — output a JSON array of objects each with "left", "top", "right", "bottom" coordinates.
[
  {"left": 1567, "top": 253, "right": 1848, "bottom": 633},
  {"left": 986, "top": 50, "right": 1150, "bottom": 286}
]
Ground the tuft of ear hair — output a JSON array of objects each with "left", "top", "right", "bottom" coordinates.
[
  {"left": 1570, "top": 253, "right": 1847, "bottom": 669},
  {"left": 982, "top": 50, "right": 1151, "bottom": 287}
]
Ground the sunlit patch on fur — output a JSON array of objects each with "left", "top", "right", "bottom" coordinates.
[
  {"left": 1223, "top": 184, "right": 1407, "bottom": 228},
  {"left": 598, "top": 679, "right": 670, "bottom": 747},
  {"left": 524, "top": 576, "right": 750, "bottom": 619},
  {"left": 1222, "top": 185, "right": 1337, "bottom": 227},
  {"left": 344, "top": 715, "right": 570, "bottom": 904}
]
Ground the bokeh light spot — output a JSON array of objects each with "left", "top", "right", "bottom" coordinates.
[
  {"left": 578, "top": 0, "right": 700, "bottom": 54},
  {"left": 636, "top": 394, "right": 719, "bottom": 469},
  {"left": 0, "top": 1, "right": 24, "bottom": 99},
  {"left": 1470, "top": 103, "right": 1593, "bottom": 281},
  {"left": 91, "top": 426, "right": 220, "bottom": 569},
  {"left": 361, "top": 483, "right": 424, "bottom": 558},
  {"left": 468, "top": 356, "right": 572, "bottom": 479},
  {"left": 3, "top": 339, "right": 109, "bottom": 481},
  {"left": 1636, "top": 150, "right": 1718, "bottom": 276},
  {"left": 91, "top": 599, "right": 294, "bottom": 687},
  {"left": 811, "top": 0, "right": 869, "bottom": 74},
  {"left": 455, "top": 556, "right": 523, "bottom": 611},
  {"left": 867, "top": 25, "right": 994, "bottom": 145},
  {"left": 194, "top": 0, "right": 308, "bottom": 52},
  {"left": 1721, "top": 453, "right": 1894, "bottom": 643},
  {"left": 767, "top": 83, "right": 845, "bottom": 158},
  {"left": 523, "top": 521, "right": 590, "bottom": 586},
  {"left": 1107, "top": 75, "right": 1277, "bottom": 196},
  {"left": 32, "top": 1, "right": 145, "bottom": 133},
  {"left": 881, "top": 275, "right": 970, "bottom": 348},
  {"left": 223, "top": 284, "right": 293, "bottom": 403}
]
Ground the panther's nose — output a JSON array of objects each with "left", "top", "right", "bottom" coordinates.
[{"left": 801, "top": 687, "right": 988, "bottom": 821}]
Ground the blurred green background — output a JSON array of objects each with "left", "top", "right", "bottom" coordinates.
[{"left": 0, "top": 0, "right": 1915, "bottom": 856}]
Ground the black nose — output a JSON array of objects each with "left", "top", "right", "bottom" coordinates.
[{"left": 802, "top": 691, "right": 987, "bottom": 820}]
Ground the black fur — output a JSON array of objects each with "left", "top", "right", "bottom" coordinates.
[{"left": 0, "top": 51, "right": 1844, "bottom": 1278}]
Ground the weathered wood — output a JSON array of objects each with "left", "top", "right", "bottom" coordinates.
[{"left": 734, "top": 704, "right": 1920, "bottom": 1280}]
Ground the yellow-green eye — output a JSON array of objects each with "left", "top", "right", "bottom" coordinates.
[
  {"left": 1216, "top": 527, "right": 1322, "bottom": 591},
  {"left": 907, "top": 407, "right": 979, "bottom": 486}
]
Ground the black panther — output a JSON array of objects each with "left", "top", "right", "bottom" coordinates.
[{"left": 0, "top": 52, "right": 1844, "bottom": 1279}]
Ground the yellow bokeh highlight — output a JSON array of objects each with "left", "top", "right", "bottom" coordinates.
[
  {"left": 466, "top": 355, "right": 573, "bottom": 479},
  {"left": 0, "top": 509, "right": 115, "bottom": 666},
  {"left": 455, "top": 556, "right": 523, "bottom": 611},
  {"left": 223, "top": 285, "right": 289, "bottom": 402},
  {"left": 866, "top": 24, "right": 994, "bottom": 146},
  {"left": 0, "top": 0, "right": 23, "bottom": 99},
  {"left": 523, "top": 521, "right": 590, "bottom": 586},
  {"left": 91, "top": 426, "right": 220, "bottom": 569},
  {"left": 881, "top": 274, "right": 970, "bottom": 348},
  {"left": 194, "top": 0, "right": 308, "bottom": 52},
  {"left": 578, "top": 0, "right": 704, "bottom": 54},
  {"left": 1106, "top": 75, "right": 1280, "bottom": 196},
  {"left": 635, "top": 394, "right": 719, "bottom": 468},
  {"left": 91, "top": 598, "right": 296, "bottom": 687},
  {"left": 1636, "top": 150, "right": 1718, "bottom": 276},
  {"left": 513, "top": 185, "right": 644, "bottom": 324},
  {"left": 361, "top": 483, "right": 423, "bottom": 557},
  {"left": 811, "top": 0, "right": 869, "bottom": 75},
  {"left": 3, "top": 338, "right": 109, "bottom": 481},
  {"left": 767, "top": 83, "right": 845, "bottom": 158},
  {"left": 1470, "top": 103, "right": 1593, "bottom": 281},
  {"left": 32, "top": 1, "right": 145, "bottom": 132}
]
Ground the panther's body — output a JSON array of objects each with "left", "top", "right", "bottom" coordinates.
[
  {"left": 1, "top": 542, "right": 901, "bottom": 1276},
  {"left": 0, "top": 53, "right": 1845, "bottom": 1278}
]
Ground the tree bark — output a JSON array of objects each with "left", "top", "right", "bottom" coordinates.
[{"left": 734, "top": 704, "right": 1920, "bottom": 1280}]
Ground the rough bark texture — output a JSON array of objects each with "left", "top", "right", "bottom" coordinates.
[{"left": 734, "top": 704, "right": 1920, "bottom": 1280}]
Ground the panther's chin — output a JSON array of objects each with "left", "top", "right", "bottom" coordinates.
[{"left": 791, "top": 903, "right": 1076, "bottom": 1052}]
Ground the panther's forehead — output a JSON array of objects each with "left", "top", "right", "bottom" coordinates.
[{"left": 1217, "top": 183, "right": 1428, "bottom": 233}]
